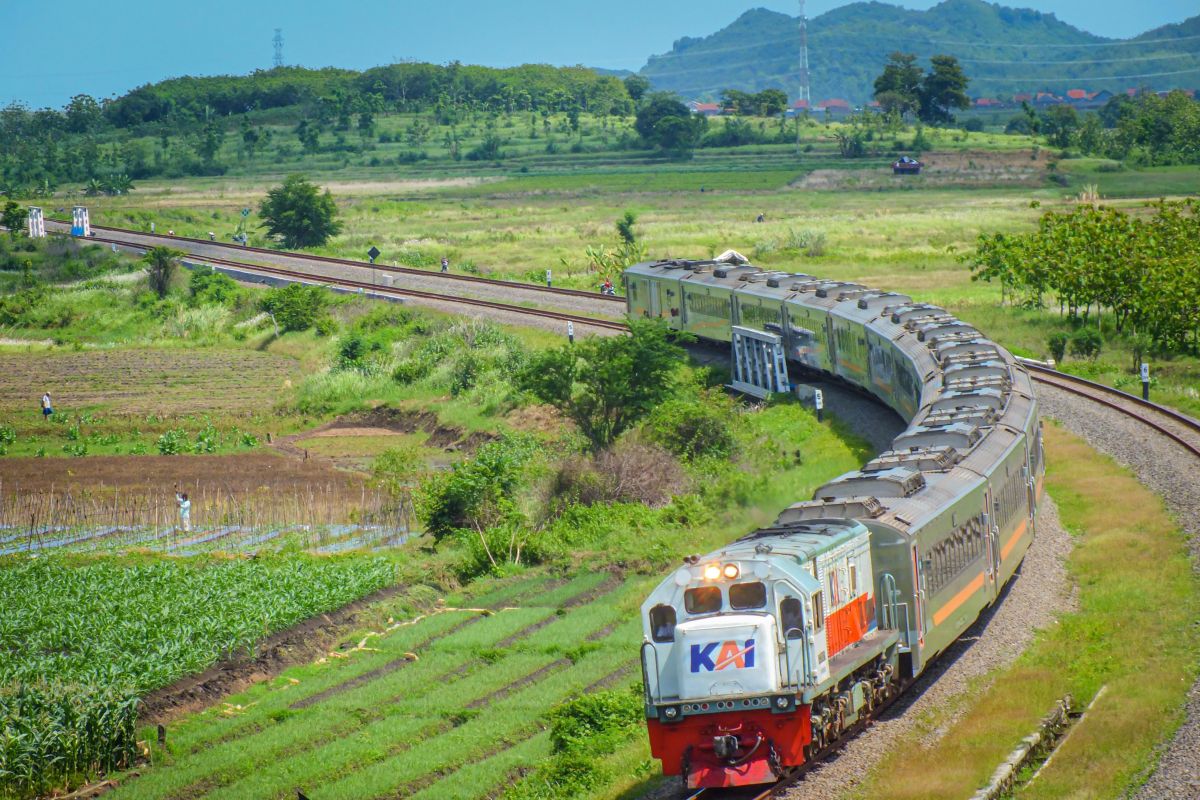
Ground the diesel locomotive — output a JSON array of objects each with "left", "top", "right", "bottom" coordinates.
[{"left": 626, "top": 254, "right": 1043, "bottom": 790}]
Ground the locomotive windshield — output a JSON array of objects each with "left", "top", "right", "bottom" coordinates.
[
  {"left": 684, "top": 586, "right": 721, "bottom": 614},
  {"left": 729, "top": 582, "right": 767, "bottom": 609}
]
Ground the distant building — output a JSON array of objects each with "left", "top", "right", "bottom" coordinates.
[
  {"left": 1034, "top": 92, "right": 1062, "bottom": 106},
  {"left": 687, "top": 101, "right": 723, "bottom": 117},
  {"left": 816, "top": 98, "right": 852, "bottom": 118},
  {"left": 973, "top": 97, "right": 1003, "bottom": 109}
]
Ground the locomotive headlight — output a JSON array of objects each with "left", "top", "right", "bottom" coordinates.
[
  {"left": 775, "top": 696, "right": 790, "bottom": 709},
  {"left": 663, "top": 706, "right": 679, "bottom": 719},
  {"left": 722, "top": 563, "right": 740, "bottom": 579},
  {"left": 703, "top": 564, "right": 721, "bottom": 581}
]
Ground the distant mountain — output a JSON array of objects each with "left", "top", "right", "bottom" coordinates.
[{"left": 639, "top": 0, "right": 1200, "bottom": 102}]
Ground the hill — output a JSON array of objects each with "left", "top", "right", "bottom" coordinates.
[{"left": 638, "top": 0, "right": 1200, "bottom": 102}]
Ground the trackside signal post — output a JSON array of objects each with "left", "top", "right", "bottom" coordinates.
[
  {"left": 1141, "top": 362, "right": 1150, "bottom": 400},
  {"left": 27, "top": 207, "right": 45, "bottom": 238}
]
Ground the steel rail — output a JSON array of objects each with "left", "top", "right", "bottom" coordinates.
[
  {"left": 85, "top": 233, "right": 628, "bottom": 333},
  {"left": 44, "top": 219, "right": 627, "bottom": 303},
  {"left": 1019, "top": 361, "right": 1200, "bottom": 460}
]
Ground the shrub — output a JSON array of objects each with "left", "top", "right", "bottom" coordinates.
[
  {"left": 1069, "top": 328, "right": 1103, "bottom": 360},
  {"left": 548, "top": 686, "right": 643, "bottom": 755},
  {"left": 187, "top": 266, "right": 243, "bottom": 307},
  {"left": 259, "top": 283, "right": 330, "bottom": 332},
  {"left": 415, "top": 436, "right": 537, "bottom": 540},
  {"left": 1047, "top": 332, "right": 1069, "bottom": 364},
  {"left": 646, "top": 396, "right": 736, "bottom": 460},
  {"left": 552, "top": 439, "right": 687, "bottom": 509},
  {"left": 964, "top": 118, "right": 985, "bottom": 132}
]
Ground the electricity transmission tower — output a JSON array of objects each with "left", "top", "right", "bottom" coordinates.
[
  {"left": 273, "top": 29, "right": 284, "bottom": 68},
  {"left": 796, "top": 0, "right": 811, "bottom": 153}
]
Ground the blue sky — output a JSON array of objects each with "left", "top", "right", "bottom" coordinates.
[{"left": 1, "top": 0, "right": 1194, "bottom": 109}]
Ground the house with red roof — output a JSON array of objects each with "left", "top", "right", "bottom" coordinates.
[
  {"left": 816, "top": 98, "right": 852, "bottom": 118},
  {"left": 687, "top": 101, "right": 723, "bottom": 117},
  {"left": 973, "top": 97, "right": 1003, "bottom": 108}
]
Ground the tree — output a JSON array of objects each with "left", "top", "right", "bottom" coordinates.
[
  {"left": 143, "top": 246, "right": 182, "bottom": 299},
  {"left": 64, "top": 94, "right": 104, "bottom": 134},
  {"left": 295, "top": 119, "right": 320, "bottom": 154},
  {"left": 755, "top": 89, "right": 789, "bottom": 117},
  {"left": 519, "top": 318, "right": 690, "bottom": 452},
  {"left": 258, "top": 174, "right": 342, "bottom": 249},
  {"left": 624, "top": 75, "right": 651, "bottom": 104},
  {"left": 1, "top": 201, "right": 28, "bottom": 239},
  {"left": 918, "top": 55, "right": 970, "bottom": 124},
  {"left": 873, "top": 52, "right": 923, "bottom": 117},
  {"left": 615, "top": 211, "right": 637, "bottom": 246},
  {"left": 634, "top": 93, "right": 706, "bottom": 157},
  {"left": 1041, "top": 105, "right": 1079, "bottom": 148}
]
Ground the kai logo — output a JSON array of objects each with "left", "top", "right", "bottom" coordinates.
[{"left": 690, "top": 639, "right": 755, "bottom": 673}]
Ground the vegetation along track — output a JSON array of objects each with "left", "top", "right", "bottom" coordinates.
[
  {"left": 43, "top": 219, "right": 625, "bottom": 317},
  {"left": 1018, "top": 359, "right": 1200, "bottom": 461},
  {"left": 68, "top": 230, "right": 629, "bottom": 336}
]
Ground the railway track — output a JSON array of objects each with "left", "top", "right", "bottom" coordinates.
[
  {"left": 1018, "top": 359, "right": 1200, "bottom": 460},
  {"left": 78, "top": 232, "right": 628, "bottom": 335},
  {"left": 43, "top": 220, "right": 625, "bottom": 317}
]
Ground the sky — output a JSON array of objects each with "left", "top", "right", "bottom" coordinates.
[{"left": 1, "top": 0, "right": 1195, "bottom": 109}]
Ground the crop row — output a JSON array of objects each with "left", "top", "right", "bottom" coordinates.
[
  {"left": 0, "top": 555, "right": 396, "bottom": 799},
  {"left": 109, "top": 572, "right": 631, "bottom": 799}
]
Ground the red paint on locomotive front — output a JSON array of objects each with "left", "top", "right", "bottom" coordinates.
[{"left": 647, "top": 707, "right": 812, "bottom": 789}]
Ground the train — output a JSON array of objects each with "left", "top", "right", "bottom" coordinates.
[{"left": 626, "top": 253, "right": 1043, "bottom": 790}]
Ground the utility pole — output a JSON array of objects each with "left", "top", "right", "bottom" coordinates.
[
  {"left": 273, "top": 29, "right": 284, "bottom": 68},
  {"left": 797, "top": 0, "right": 811, "bottom": 154}
]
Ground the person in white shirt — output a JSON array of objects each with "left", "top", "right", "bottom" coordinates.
[
  {"left": 41, "top": 392, "right": 53, "bottom": 418},
  {"left": 175, "top": 486, "right": 192, "bottom": 532}
]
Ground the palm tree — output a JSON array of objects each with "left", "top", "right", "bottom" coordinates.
[{"left": 143, "top": 246, "right": 183, "bottom": 298}]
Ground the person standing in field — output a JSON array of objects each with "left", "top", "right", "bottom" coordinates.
[
  {"left": 41, "top": 392, "right": 53, "bottom": 418},
  {"left": 175, "top": 485, "right": 192, "bottom": 533},
  {"left": 441, "top": 256, "right": 449, "bottom": 273}
]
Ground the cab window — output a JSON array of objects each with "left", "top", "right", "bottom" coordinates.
[
  {"left": 649, "top": 604, "right": 676, "bottom": 643},
  {"left": 684, "top": 586, "right": 722, "bottom": 614},
  {"left": 729, "top": 582, "right": 766, "bottom": 610},
  {"left": 812, "top": 590, "right": 825, "bottom": 631},
  {"left": 780, "top": 597, "right": 804, "bottom": 639}
]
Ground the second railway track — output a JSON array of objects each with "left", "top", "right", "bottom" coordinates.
[
  {"left": 79, "top": 232, "right": 628, "bottom": 335},
  {"left": 44, "top": 220, "right": 626, "bottom": 319}
]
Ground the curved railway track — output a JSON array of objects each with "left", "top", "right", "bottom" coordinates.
[
  {"left": 1018, "top": 359, "right": 1200, "bottom": 460},
  {"left": 78, "top": 232, "right": 629, "bottom": 335},
  {"left": 43, "top": 220, "right": 626, "bottom": 317}
]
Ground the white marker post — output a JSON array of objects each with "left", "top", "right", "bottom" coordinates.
[
  {"left": 814, "top": 388, "right": 824, "bottom": 422},
  {"left": 545, "top": 269, "right": 552, "bottom": 288},
  {"left": 567, "top": 321, "right": 575, "bottom": 345},
  {"left": 71, "top": 206, "right": 90, "bottom": 237},
  {"left": 1141, "top": 362, "right": 1150, "bottom": 401}
]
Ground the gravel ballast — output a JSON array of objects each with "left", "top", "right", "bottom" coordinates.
[{"left": 1037, "top": 386, "right": 1200, "bottom": 800}]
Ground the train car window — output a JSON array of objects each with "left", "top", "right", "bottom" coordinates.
[
  {"left": 684, "top": 586, "right": 722, "bottom": 614},
  {"left": 828, "top": 570, "right": 840, "bottom": 607},
  {"left": 780, "top": 597, "right": 805, "bottom": 639},
  {"left": 729, "top": 582, "right": 767, "bottom": 610},
  {"left": 649, "top": 604, "right": 676, "bottom": 643},
  {"left": 629, "top": 281, "right": 639, "bottom": 302},
  {"left": 812, "top": 591, "right": 825, "bottom": 630},
  {"left": 848, "top": 561, "right": 858, "bottom": 595}
]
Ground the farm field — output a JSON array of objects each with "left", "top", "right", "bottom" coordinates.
[{"left": 0, "top": 555, "right": 397, "bottom": 799}]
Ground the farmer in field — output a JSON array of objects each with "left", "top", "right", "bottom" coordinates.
[
  {"left": 41, "top": 392, "right": 53, "bottom": 418},
  {"left": 441, "top": 256, "right": 449, "bottom": 273},
  {"left": 174, "top": 485, "right": 192, "bottom": 533}
]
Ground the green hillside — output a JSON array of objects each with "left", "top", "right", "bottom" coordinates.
[{"left": 639, "top": 0, "right": 1200, "bottom": 101}]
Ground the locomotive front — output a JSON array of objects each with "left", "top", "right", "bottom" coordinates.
[{"left": 640, "top": 520, "right": 890, "bottom": 789}]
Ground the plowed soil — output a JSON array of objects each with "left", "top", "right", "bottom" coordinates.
[{"left": 0, "top": 452, "right": 364, "bottom": 496}]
